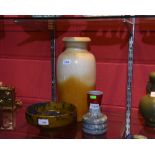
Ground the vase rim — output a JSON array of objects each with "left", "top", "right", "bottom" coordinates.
[
  {"left": 87, "top": 90, "right": 103, "bottom": 95},
  {"left": 63, "top": 37, "right": 91, "bottom": 42}
]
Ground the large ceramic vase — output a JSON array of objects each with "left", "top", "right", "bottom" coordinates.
[
  {"left": 139, "top": 72, "right": 155, "bottom": 127},
  {"left": 57, "top": 37, "right": 96, "bottom": 121}
]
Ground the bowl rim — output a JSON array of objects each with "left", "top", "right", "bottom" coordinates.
[{"left": 25, "top": 101, "right": 77, "bottom": 118}]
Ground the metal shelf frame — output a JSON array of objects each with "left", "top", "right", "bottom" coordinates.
[
  {"left": 1, "top": 15, "right": 155, "bottom": 20},
  {"left": 46, "top": 16, "right": 136, "bottom": 138},
  {"left": 49, "top": 16, "right": 136, "bottom": 138}
]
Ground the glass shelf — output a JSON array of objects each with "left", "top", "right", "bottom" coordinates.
[
  {"left": 1, "top": 15, "right": 155, "bottom": 20},
  {"left": 0, "top": 102, "right": 149, "bottom": 139}
]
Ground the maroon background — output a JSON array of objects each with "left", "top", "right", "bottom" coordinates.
[
  {"left": 1, "top": 16, "right": 155, "bottom": 138},
  {"left": 1, "top": 17, "right": 155, "bottom": 117}
]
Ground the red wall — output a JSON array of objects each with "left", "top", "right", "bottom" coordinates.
[{"left": 1, "top": 16, "right": 155, "bottom": 111}]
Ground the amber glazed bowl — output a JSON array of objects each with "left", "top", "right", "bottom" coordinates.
[{"left": 25, "top": 102, "right": 77, "bottom": 129}]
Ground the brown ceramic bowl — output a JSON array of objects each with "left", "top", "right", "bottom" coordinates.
[{"left": 25, "top": 102, "right": 77, "bottom": 129}]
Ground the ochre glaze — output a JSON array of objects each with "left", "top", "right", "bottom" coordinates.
[{"left": 58, "top": 76, "right": 95, "bottom": 121}]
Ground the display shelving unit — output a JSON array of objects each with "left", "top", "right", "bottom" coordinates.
[{"left": 1, "top": 15, "right": 155, "bottom": 138}]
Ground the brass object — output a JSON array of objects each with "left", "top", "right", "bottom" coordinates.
[
  {"left": 15, "top": 99, "right": 23, "bottom": 107},
  {"left": 0, "top": 83, "right": 15, "bottom": 109},
  {"left": 25, "top": 102, "right": 77, "bottom": 129},
  {"left": 0, "top": 82, "right": 16, "bottom": 130}
]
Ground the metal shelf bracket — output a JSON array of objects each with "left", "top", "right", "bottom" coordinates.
[{"left": 123, "top": 17, "right": 136, "bottom": 138}]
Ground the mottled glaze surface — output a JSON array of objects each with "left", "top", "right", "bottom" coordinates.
[{"left": 25, "top": 102, "right": 77, "bottom": 129}]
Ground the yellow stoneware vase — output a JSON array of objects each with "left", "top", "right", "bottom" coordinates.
[{"left": 57, "top": 37, "right": 96, "bottom": 121}]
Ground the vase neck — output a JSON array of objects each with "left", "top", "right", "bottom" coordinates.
[
  {"left": 89, "top": 103, "right": 101, "bottom": 114},
  {"left": 65, "top": 42, "right": 88, "bottom": 50}
]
